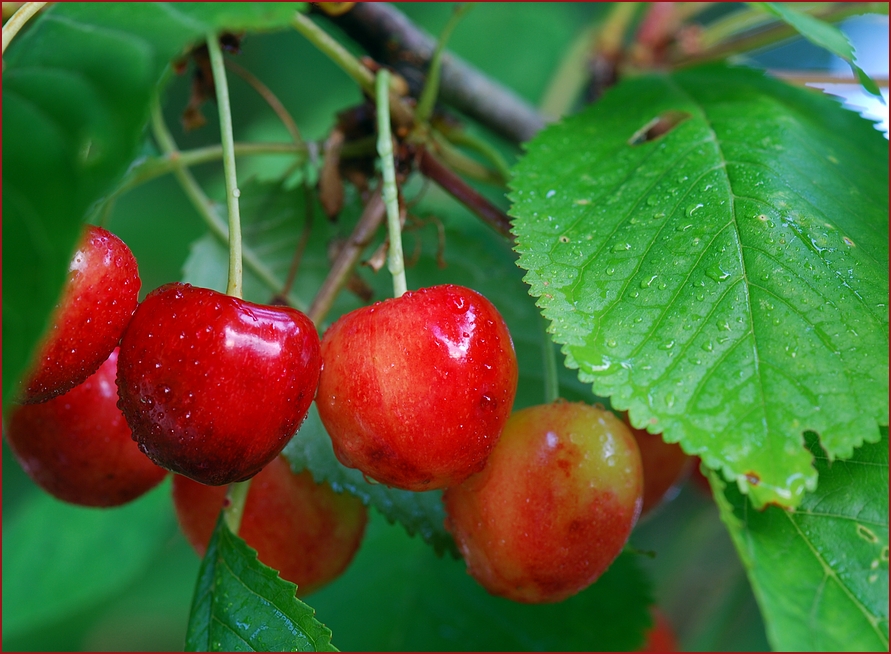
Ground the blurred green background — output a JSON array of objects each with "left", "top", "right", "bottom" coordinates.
[{"left": 3, "top": 3, "right": 886, "bottom": 651}]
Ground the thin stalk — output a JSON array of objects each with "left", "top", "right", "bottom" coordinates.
[
  {"left": 2, "top": 1, "right": 47, "bottom": 55},
  {"left": 207, "top": 32, "right": 243, "bottom": 299},
  {"left": 376, "top": 69, "right": 407, "bottom": 298},
  {"left": 292, "top": 11, "right": 414, "bottom": 127},
  {"left": 150, "top": 103, "right": 306, "bottom": 310},
  {"left": 306, "top": 189, "right": 386, "bottom": 325},
  {"left": 539, "top": 24, "right": 597, "bottom": 120},
  {"left": 597, "top": 2, "right": 640, "bottom": 59},
  {"left": 225, "top": 58, "right": 304, "bottom": 147},
  {"left": 415, "top": 3, "right": 474, "bottom": 124},
  {"left": 430, "top": 131, "right": 506, "bottom": 186},
  {"left": 540, "top": 314, "right": 560, "bottom": 405},
  {"left": 223, "top": 480, "right": 251, "bottom": 534}
]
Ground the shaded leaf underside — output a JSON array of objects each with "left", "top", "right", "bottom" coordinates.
[{"left": 509, "top": 63, "right": 889, "bottom": 508}]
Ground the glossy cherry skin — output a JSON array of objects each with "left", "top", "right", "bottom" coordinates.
[
  {"left": 6, "top": 348, "right": 168, "bottom": 507},
  {"left": 444, "top": 401, "right": 643, "bottom": 604},
  {"left": 316, "top": 284, "right": 518, "bottom": 491},
  {"left": 22, "top": 225, "right": 140, "bottom": 404},
  {"left": 116, "top": 283, "right": 321, "bottom": 486},
  {"left": 172, "top": 456, "right": 367, "bottom": 596},
  {"left": 624, "top": 413, "right": 692, "bottom": 516}
]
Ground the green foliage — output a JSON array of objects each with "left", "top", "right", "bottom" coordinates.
[
  {"left": 1, "top": 1, "right": 303, "bottom": 409},
  {"left": 283, "top": 405, "right": 459, "bottom": 557},
  {"left": 712, "top": 428, "right": 889, "bottom": 651},
  {"left": 752, "top": 2, "right": 884, "bottom": 99},
  {"left": 1, "top": 481, "right": 176, "bottom": 642},
  {"left": 186, "top": 516, "right": 336, "bottom": 652},
  {"left": 509, "top": 62, "right": 889, "bottom": 510},
  {"left": 308, "top": 511, "right": 653, "bottom": 652}
]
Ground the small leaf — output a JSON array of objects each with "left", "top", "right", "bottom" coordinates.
[
  {"left": 1, "top": 481, "right": 175, "bottom": 640},
  {"left": 711, "top": 428, "right": 889, "bottom": 651},
  {"left": 509, "top": 63, "right": 889, "bottom": 508},
  {"left": 185, "top": 516, "right": 336, "bottom": 652},
  {"left": 282, "top": 405, "right": 459, "bottom": 557},
  {"left": 753, "top": 2, "right": 885, "bottom": 101}
]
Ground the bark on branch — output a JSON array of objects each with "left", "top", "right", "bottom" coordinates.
[{"left": 316, "top": 2, "right": 547, "bottom": 144}]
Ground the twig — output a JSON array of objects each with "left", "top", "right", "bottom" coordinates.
[
  {"left": 417, "top": 147, "right": 512, "bottom": 240},
  {"left": 307, "top": 189, "right": 387, "bottom": 325},
  {"left": 317, "top": 2, "right": 546, "bottom": 143}
]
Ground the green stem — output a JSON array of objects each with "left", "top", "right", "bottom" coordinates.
[
  {"left": 223, "top": 480, "right": 251, "bottom": 534},
  {"left": 2, "top": 1, "right": 47, "bottom": 55},
  {"left": 416, "top": 3, "right": 474, "bottom": 124},
  {"left": 207, "top": 32, "right": 243, "bottom": 299},
  {"left": 150, "top": 102, "right": 307, "bottom": 310},
  {"left": 292, "top": 11, "right": 414, "bottom": 127},
  {"left": 376, "top": 69, "right": 407, "bottom": 298},
  {"left": 540, "top": 313, "right": 560, "bottom": 404}
]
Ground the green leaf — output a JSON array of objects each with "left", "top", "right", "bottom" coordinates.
[
  {"left": 752, "top": 2, "right": 885, "bottom": 101},
  {"left": 1, "top": 480, "right": 176, "bottom": 641},
  {"left": 712, "top": 428, "right": 889, "bottom": 651},
  {"left": 283, "top": 404, "right": 459, "bottom": 557},
  {"left": 308, "top": 511, "right": 654, "bottom": 652},
  {"left": 185, "top": 516, "right": 336, "bottom": 652},
  {"left": 509, "top": 62, "right": 889, "bottom": 509},
  {"left": 1, "top": 2, "right": 303, "bottom": 410}
]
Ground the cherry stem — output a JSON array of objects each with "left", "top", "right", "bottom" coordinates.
[
  {"left": 540, "top": 313, "right": 560, "bottom": 405},
  {"left": 2, "top": 1, "right": 47, "bottom": 56},
  {"left": 415, "top": 3, "right": 473, "bottom": 125},
  {"left": 223, "top": 480, "right": 251, "bottom": 535},
  {"left": 376, "top": 69, "right": 408, "bottom": 298},
  {"left": 149, "top": 102, "right": 306, "bottom": 310},
  {"left": 206, "top": 31, "right": 244, "bottom": 300}
]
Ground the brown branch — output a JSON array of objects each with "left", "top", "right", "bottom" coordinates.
[
  {"left": 315, "top": 2, "right": 546, "bottom": 143},
  {"left": 307, "top": 188, "right": 386, "bottom": 325},
  {"left": 418, "top": 147, "right": 513, "bottom": 241}
]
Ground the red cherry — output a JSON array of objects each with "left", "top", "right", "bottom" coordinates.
[
  {"left": 315, "top": 284, "right": 518, "bottom": 491},
  {"left": 639, "top": 609, "right": 678, "bottom": 652},
  {"left": 116, "top": 283, "right": 321, "bottom": 486},
  {"left": 443, "top": 401, "right": 643, "bottom": 604},
  {"left": 22, "top": 225, "right": 140, "bottom": 404},
  {"left": 172, "top": 456, "right": 367, "bottom": 596},
  {"left": 6, "top": 348, "right": 168, "bottom": 507},
  {"left": 623, "top": 413, "right": 693, "bottom": 516}
]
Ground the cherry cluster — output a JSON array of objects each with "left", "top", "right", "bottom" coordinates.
[{"left": 7, "top": 224, "right": 691, "bottom": 602}]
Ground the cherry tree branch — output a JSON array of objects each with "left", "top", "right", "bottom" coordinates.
[{"left": 315, "top": 2, "right": 547, "bottom": 143}]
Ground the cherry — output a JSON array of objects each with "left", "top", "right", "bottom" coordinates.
[
  {"left": 639, "top": 609, "right": 678, "bottom": 652},
  {"left": 623, "top": 413, "right": 692, "bottom": 516},
  {"left": 315, "top": 284, "right": 518, "bottom": 491},
  {"left": 172, "top": 456, "right": 367, "bottom": 596},
  {"left": 116, "top": 283, "right": 321, "bottom": 486},
  {"left": 443, "top": 401, "right": 643, "bottom": 604},
  {"left": 6, "top": 348, "right": 168, "bottom": 507},
  {"left": 21, "top": 225, "right": 140, "bottom": 404}
]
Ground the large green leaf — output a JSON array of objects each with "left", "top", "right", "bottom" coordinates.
[
  {"left": 308, "top": 510, "right": 653, "bottom": 652},
  {"left": 712, "top": 429, "right": 889, "bottom": 651},
  {"left": 2, "top": 2, "right": 303, "bottom": 409},
  {"left": 1, "top": 479, "right": 176, "bottom": 642},
  {"left": 186, "top": 516, "right": 336, "bottom": 652},
  {"left": 509, "top": 63, "right": 889, "bottom": 509}
]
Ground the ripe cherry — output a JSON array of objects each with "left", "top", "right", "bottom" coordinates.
[
  {"left": 172, "top": 456, "right": 367, "bottom": 596},
  {"left": 21, "top": 225, "right": 140, "bottom": 404},
  {"left": 443, "top": 401, "right": 643, "bottom": 604},
  {"left": 6, "top": 348, "right": 168, "bottom": 507},
  {"left": 116, "top": 283, "right": 321, "bottom": 486},
  {"left": 315, "top": 284, "right": 518, "bottom": 491},
  {"left": 623, "top": 413, "right": 692, "bottom": 516},
  {"left": 639, "top": 609, "right": 678, "bottom": 652}
]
